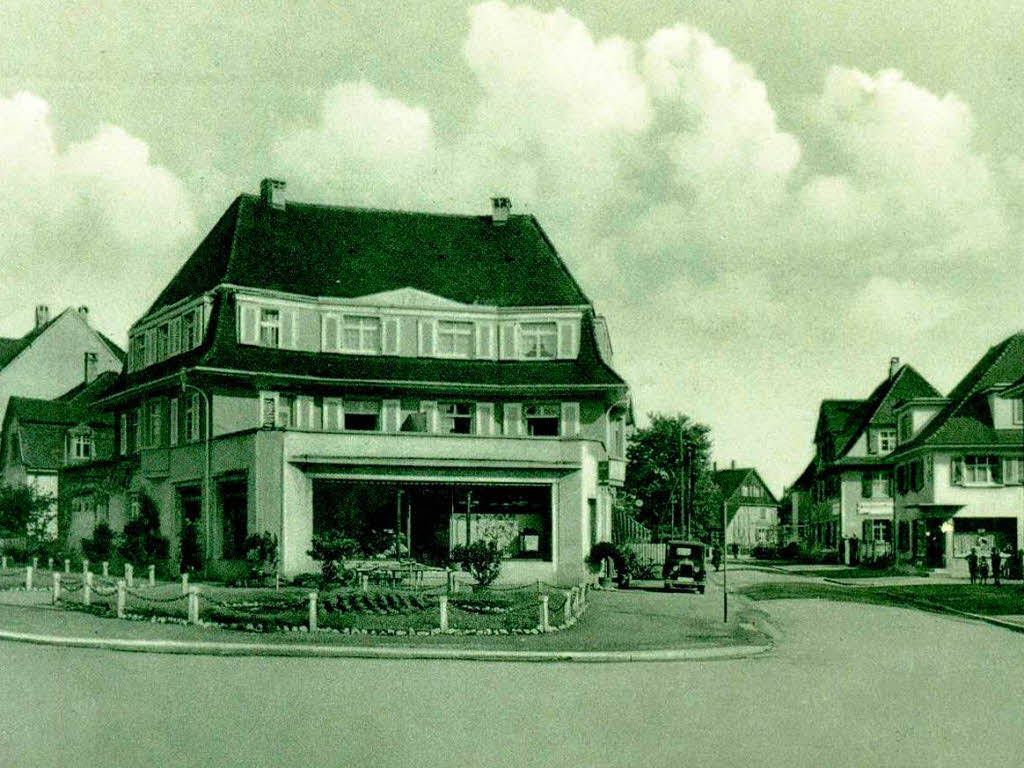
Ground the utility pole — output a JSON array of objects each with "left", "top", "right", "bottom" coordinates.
[
  {"left": 679, "top": 421, "right": 686, "bottom": 539},
  {"left": 722, "top": 499, "right": 729, "bottom": 623}
]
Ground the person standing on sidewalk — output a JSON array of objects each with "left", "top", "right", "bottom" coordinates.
[
  {"left": 968, "top": 548, "right": 979, "bottom": 585},
  {"left": 992, "top": 548, "right": 1002, "bottom": 587},
  {"left": 979, "top": 556, "right": 989, "bottom": 585}
]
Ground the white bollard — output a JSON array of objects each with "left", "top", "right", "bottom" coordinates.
[
  {"left": 116, "top": 580, "right": 126, "bottom": 619},
  {"left": 539, "top": 594, "right": 550, "bottom": 632},
  {"left": 1, "top": 555, "right": 7, "bottom": 570},
  {"left": 308, "top": 592, "right": 318, "bottom": 631},
  {"left": 25, "top": 566, "right": 33, "bottom": 591},
  {"left": 181, "top": 572, "right": 189, "bottom": 595},
  {"left": 82, "top": 559, "right": 90, "bottom": 579},
  {"left": 188, "top": 586, "right": 200, "bottom": 625},
  {"left": 47, "top": 557, "right": 54, "bottom": 572},
  {"left": 84, "top": 572, "right": 93, "bottom": 606},
  {"left": 563, "top": 591, "right": 572, "bottom": 625},
  {"left": 148, "top": 565, "right": 156, "bottom": 587},
  {"left": 102, "top": 561, "right": 109, "bottom": 578},
  {"left": 125, "top": 564, "right": 134, "bottom": 588},
  {"left": 32, "top": 556, "right": 38, "bottom": 570},
  {"left": 275, "top": 573, "right": 280, "bottom": 592},
  {"left": 439, "top": 595, "right": 449, "bottom": 632},
  {"left": 64, "top": 559, "right": 71, "bottom": 574},
  {"left": 52, "top": 572, "right": 61, "bottom": 604},
  {"left": 360, "top": 573, "right": 369, "bottom": 592},
  {"left": 446, "top": 568, "right": 457, "bottom": 594}
]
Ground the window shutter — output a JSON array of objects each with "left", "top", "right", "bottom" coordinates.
[
  {"left": 1006, "top": 459, "right": 1016, "bottom": 485},
  {"left": 951, "top": 457, "right": 963, "bottom": 486},
  {"left": 896, "top": 465, "right": 906, "bottom": 494},
  {"left": 322, "top": 315, "right": 339, "bottom": 352},
  {"left": 119, "top": 414, "right": 127, "bottom": 455},
  {"left": 887, "top": 473, "right": 894, "bottom": 497},
  {"left": 191, "top": 394, "right": 201, "bottom": 441},
  {"left": 418, "top": 319, "right": 436, "bottom": 357},
  {"left": 282, "top": 310, "right": 297, "bottom": 349},
  {"left": 861, "top": 472, "right": 872, "bottom": 498},
  {"left": 476, "top": 403, "right": 496, "bottom": 436},
  {"left": 239, "top": 304, "right": 258, "bottom": 345},
  {"left": 560, "top": 402, "right": 580, "bottom": 437},
  {"left": 867, "top": 429, "right": 878, "bottom": 455},
  {"left": 169, "top": 318, "right": 180, "bottom": 356},
  {"left": 476, "top": 322, "right": 497, "bottom": 360},
  {"left": 556, "top": 320, "right": 577, "bottom": 359},
  {"left": 499, "top": 322, "right": 517, "bottom": 359},
  {"left": 322, "top": 399, "right": 343, "bottom": 431},
  {"left": 145, "top": 330, "right": 156, "bottom": 365},
  {"left": 169, "top": 398, "right": 179, "bottom": 447},
  {"left": 502, "top": 403, "right": 523, "bottom": 436},
  {"left": 992, "top": 457, "right": 1003, "bottom": 485},
  {"left": 293, "top": 396, "right": 313, "bottom": 429},
  {"left": 382, "top": 400, "right": 401, "bottom": 432},
  {"left": 420, "top": 401, "right": 438, "bottom": 433},
  {"left": 382, "top": 317, "right": 400, "bottom": 356}
]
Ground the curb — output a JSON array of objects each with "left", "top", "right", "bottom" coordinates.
[{"left": 0, "top": 626, "right": 772, "bottom": 663}]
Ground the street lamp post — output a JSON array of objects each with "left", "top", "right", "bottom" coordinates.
[
  {"left": 179, "top": 370, "right": 212, "bottom": 570},
  {"left": 721, "top": 499, "right": 729, "bottom": 623}
]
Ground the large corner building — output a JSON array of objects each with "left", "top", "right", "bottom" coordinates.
[{"left": 65, "top": 181, "right": 630, "bottom": 584}]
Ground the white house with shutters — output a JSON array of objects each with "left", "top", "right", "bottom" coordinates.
[{"left": 65, "top": 180, "right": 630, "bottom": 584}]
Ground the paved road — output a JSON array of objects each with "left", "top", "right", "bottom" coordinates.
[{"left": 2, "top": 570, "right": 1023, "bottom": 767}]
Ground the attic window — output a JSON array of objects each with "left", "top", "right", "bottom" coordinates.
[
  {"left": 69, "top": 432, "right": 93, "bottom": 460},
  {"left": 878, "top": 429, "right": 897, "bottom": 452},
  {"left": 520, "top": 322, "right": 557, "bottom": 359},
  {"left": 259, "top": 309, "right": 281, "bottom": 348}
]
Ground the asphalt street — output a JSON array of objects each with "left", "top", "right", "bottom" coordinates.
[{"left": 1, "top": 569, "right": 1022, "bottom": 768}]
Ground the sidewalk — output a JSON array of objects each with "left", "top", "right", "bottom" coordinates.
[{"left": 0, "top": 585, "right": 772, "bottom": 661}]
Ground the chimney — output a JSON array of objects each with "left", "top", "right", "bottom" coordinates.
[
  {"left": 889, "top": 356, "right": 900, "bottom": 379},
  {"left": 730, "top": 459, "right": 736, "bottom": 470},
  {"left": 712, "top": 461, "right": 717, "bottom": 472},
  {"left": 78, "top": 306, "right": 89, "bottom": 322},
  {"left": 491, "top": 196, "right": 511, "bottom": 225},
  {"left": 260, "top": 178, "right": 287, "bottom": 210},
  {"left": 83, "top": 351, "right": 98, "bottom": 385},
  {"left": 34, "top": 305, "right": 50, "bottom": 328}
]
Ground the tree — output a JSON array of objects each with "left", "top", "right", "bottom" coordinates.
[
  {"left": 0, "top": 482, "right": 55, "bottom": 539},
  {"left": 623, "top": 413, "right": 719, "bottom": 540}
]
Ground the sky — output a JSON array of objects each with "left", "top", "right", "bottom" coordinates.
[{"left": 2, "top": 0, "right": 1024, "bottom": 494}]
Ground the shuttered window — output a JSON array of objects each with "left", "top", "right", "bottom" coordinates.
[
  {"left": 560, "top": 402, "right": 580, "bottom": 438},
  {"left": 169, "top": 398, "right": 179, "bottom": 447}
]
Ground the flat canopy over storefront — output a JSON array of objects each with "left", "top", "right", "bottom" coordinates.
[{"left": 904, "top": 503, "right": 964, "bottom": 517}]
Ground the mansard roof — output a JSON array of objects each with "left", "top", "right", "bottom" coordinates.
[{"left": 146, "top": 193, "right": 591, "bottom": 317}]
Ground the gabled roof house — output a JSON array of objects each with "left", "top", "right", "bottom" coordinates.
[
  {"left": 714, "top": 466, "right": 779, "bottom": 551},
  {"left": 66, "top": 180, "right": 630, "bottom": 583}
]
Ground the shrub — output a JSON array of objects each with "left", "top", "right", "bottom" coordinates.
[
  {"left": 450, "top": 539, "right": 503, "bottom": 586},
  {"left": 751, "top": 545, "right": 777, "bottom": 560},
  {"left": 117, "top": 495, "right": 170, "bottom": 571},
  {"left": 308, "top": 531, "right": 360, "bottom": 586},
  {"left": 244, "top": 531, "right": 278, "bottom": 580},
  {"left": 587, "top": 541, "right": 624, "bottom": 573},
  {"left": 81, "top": 522, "right": 115, "bottom": 563},
  {"left": 779, "top": 541, "right": 803, "bottom": 560}
]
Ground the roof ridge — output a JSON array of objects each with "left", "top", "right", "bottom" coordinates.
[{"left": 240, "top": 192, "right": 534, "bottom": 222}]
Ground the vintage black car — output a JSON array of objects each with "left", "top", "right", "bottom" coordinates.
[{"left": 662, "top": 540, "right": 707, "bottom": 594}]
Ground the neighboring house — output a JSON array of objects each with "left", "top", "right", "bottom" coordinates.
[
  {"left": 715, "top": 465, "right": 779, "bottom": 551},
  {"left": 0, "top": 371, "right": 119, "bottom": 539},
  {"left": 892, "top": 332, "right": 1024, "bottom": 574},
  {"left": 66, "top": 180, "right": 630, "bottom": 583},
  {"left": 0, "top": 305, "right": 124, "bottom": 427},
  {"left": 780, "top": 459, "right": 816, "bottom": 543},
  {"left": 795, "top": 358, "right": 942, "bottom": 564}
]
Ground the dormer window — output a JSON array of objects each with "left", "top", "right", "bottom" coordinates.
[
  {"left": 343, "top": 316, "right": 381, "bottom": 354},
  {"left": 437, "top": 321, "right": 474, "bottom": 357},
  {"left": 520, "top": 322, "right": 557, "bottom": 359},
  {"left": 878, "top": 429, "right": 897, "bottom": 452},
  {"left": 68, "top": 430, "right": 93, "bottom": 460},
  {"left": 259, "top": 309, "right": 281, "bottom": 348}
]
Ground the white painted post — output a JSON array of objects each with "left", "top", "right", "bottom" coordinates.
[
  {"left": 181, "top": 572, "right": 189, "bottom": 595},
  {"left": 52, "top": 572, "right": 61, "bottom": 604},
  {"left": 188, "top": 586, "right": 199, "bottom": 624},
  {"left": 84, "top": 572, "right": 93, "bottom": 606},
  {"left": 32, "top": 556, "right": 38, "bottom": 570},
  {"left": 82, "top": 559, "right": 89, "bottom": 579},
  {"left": 125, "top": 564, "right": 134, "bottom": 588},
  {"left": 539, "top": 594, "right": 550, "bottom": 632},
  {"left": 116, "top": 580, "right": 126, "bottom": 619},
  {"left": 25, "top": 565, "right": 33, "bottom": 591},
  {"left": 563, "top": 591, "right": 572, "bottom": 625},
  {"left": 439, "top": 595, "right": 449, "bottom": 632},
  {"left": 64, "top": 558, "right": 70, "bottom": 574},
  {"left": 308, "top": 592, "right": 318, "bottom": 631},
  {"left": 360, "top": 572, "right": 369, "bottom": 592},
  {"left": 275, "top": 573, "right": 280, "bottom": 592},
  {"left": 1, "top": 555, "right": 7, "bottom": 570},
  {"left": 102, "top": 561, "right": 109, "bottom": 578},
  {"left": 47, "top": 557, "right": 54, "bottom": 572},
  {"left": 446, "top": 568, "right": 456, "bottom": 594},
  {"left": 148, "top": 565, "right": 156, "bottom": 587}
]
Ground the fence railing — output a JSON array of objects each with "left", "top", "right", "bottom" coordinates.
[{"left": 621, "top": 541, "right": 667, "bottom": 566}]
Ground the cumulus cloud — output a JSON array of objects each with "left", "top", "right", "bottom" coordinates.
[
  {"left": 267, "top": 1, "right": 1020, "bottom": 488},
  {"left": 0, "top": 91, "right": 196, "bottom": 339}
]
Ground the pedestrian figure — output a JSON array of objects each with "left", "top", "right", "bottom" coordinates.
[
  {"left": 979, "top": 557, "right": 989, "bottom": 585},
  {"left": 992, "top": 548, "right": 1002, "bottom": 587},
  {"left": 967, "top": 548, "right": 979, "bottom": 585},
  {"left": 711, "top": 546, "right": 722, "bottom": 573}
]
